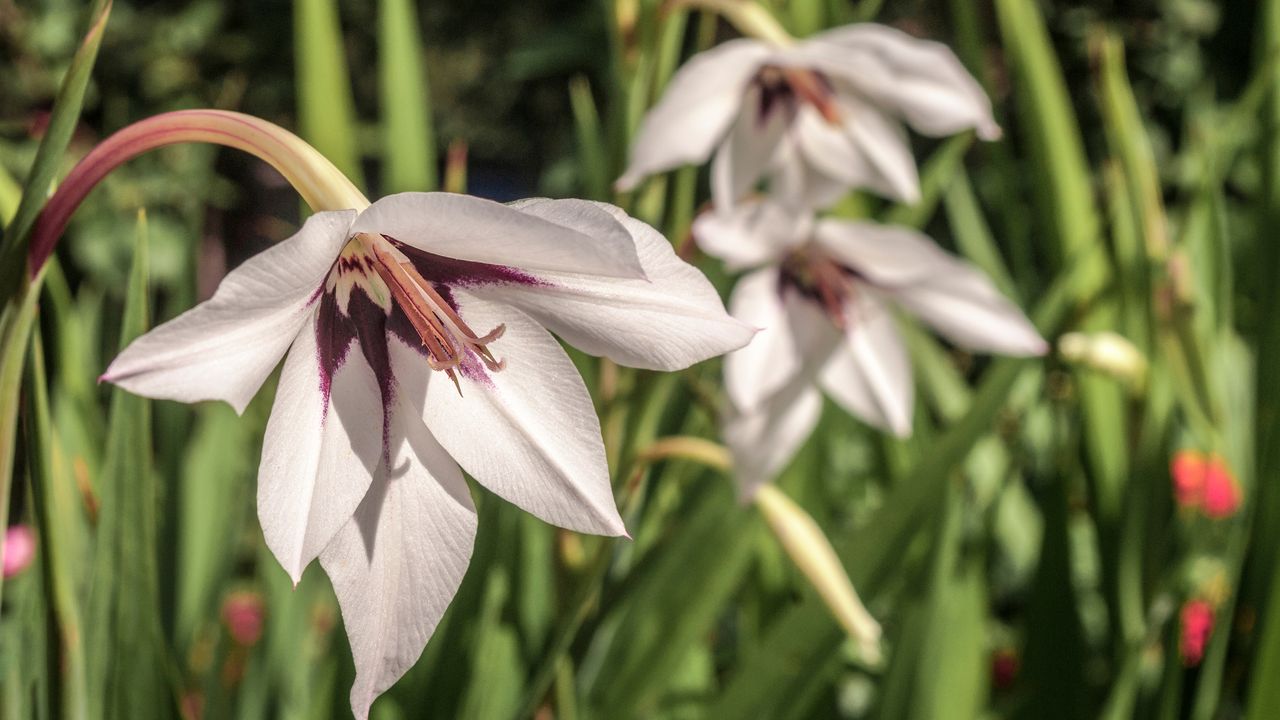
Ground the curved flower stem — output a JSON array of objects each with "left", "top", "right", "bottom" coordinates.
[{"left": 28, "top": 108, "right": 369, "bottom": 276}]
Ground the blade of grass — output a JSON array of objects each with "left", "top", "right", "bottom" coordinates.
[
  {"left": 0, "top": 0, "right": 111, "bottom": 301},
  {"left": 995, "top": 0, "right": 1101, "bottom": 263},
  {"left": 23, "top": 326, "right": 89, "bottom": 720},
  {"left": 378, "top": 0, "right": 436, "bottom": 193},
  {"left": 0, "top": 0, "right": 113, "bottom": 606},
  {"left": 295, "top": 0, "right": 363, "bottom": 188},
  {"left": 87, "top": 211, "right": 172, "bottom": 718}
]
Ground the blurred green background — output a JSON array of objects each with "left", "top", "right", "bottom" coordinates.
[{"left": 4, "top": 0, "right": 1280, "bottom": 718}]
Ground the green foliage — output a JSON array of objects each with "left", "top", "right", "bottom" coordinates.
[{"left": 2, "top": 0, "right": 1279, "bottom": 718}]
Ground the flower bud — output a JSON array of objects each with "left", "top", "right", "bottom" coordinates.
[
  {"left": 2, "top": 525, "right": 36, "bottom": 579},
  {"left": 1180, "top": 599, "right": 1214, "bottom": 666},
  {"left": 1169, "top": 450, "right": 1242, "bottom": 519},
  {"left": 221, "top": 590, "right": 266, "bottom": 647},
  {"left": 1058, "top": 331, "right": 1147, "bottom": 389},
  {"left": 755, "top": 485, "right": 881, "bottom": 663}
]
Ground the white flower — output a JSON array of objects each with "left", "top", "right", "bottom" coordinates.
[
  {"left": 616, "top": 23, "right": 999, "bottom": 211},
  {"left": 693, "top": 201, "right": 1044, "bottom": 497},
  {"left": 103, "top": 192, "right": 753, "bottom": 718}
]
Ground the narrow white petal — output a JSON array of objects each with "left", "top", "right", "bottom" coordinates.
[
  {"left": 691, "top": 199, "right": 806, "bottom": 271},
  {"left": 482, "top": 199, "right": 753, "bottom": 370},
  {"left": 814, "top": 220, "right": 1046, "bottom": 355},
  {"left": 102, "top": 210, "right": 355, "bottom": 413},
  {"left": 257, "top": 314, "right": 383, "bottom": 583},
  {"left": 351, "top": 192, "right": 644, "bottom": 279},
  {"left": 724, "top": 266, "right": 839, "bottom": 413},
  {"left": 616, "top": 39, "right": 773, "bottom": 190},
  {"left": 320, "top": 401, "right": 475, "bottom": 720},
  {"left": 793, "top": 99, "right": 919, "bottom": 204},
  {"left": 818, "top": 292, "right": 914, "bottom": 437},
  {"left": 788, "top": 24, "right": 1000, "bottom": 140},
  {"left": 710, "top": 84, "right": 790, "bottom": 212},
  {"left": 725, "top": 377, "right": 824, "bottom": 500},
  {"left": 414, "top": 293, "right": 625, "bottom": 536}
]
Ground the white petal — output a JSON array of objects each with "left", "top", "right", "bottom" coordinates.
[
  {"left": 724, "top": 266, "right": 840, "bottom": 413},
  {"left": 818, "top": 292, "right": 914, "bottom": 437},
  {"left": 320, "top": 401, "right": 475, "bottom": 720},
  {"left": 351, "top": 192, "right": 644, "bottom": 279},
  {"left": 794, "top": 99, "right": 920, "bottom": 204},
  {"left": 691, "top": 199, "right": 807, "bottom": 271},
  {"left": 768, "top": 133, "right": 852, "bottom": 211},
  {"left": 814, "top": 220, "right": 1046, "bottom": 355},
  {"left": 616, "top": 39, "right": 773, "bottom": 190},
  {"left": 788, "top": 24, "right": 1000, "bottom": 140},
  {"left": 257, "top": 313, "right": 383, "bottom": 582},
  {"left": 416, "top": 292, "right": 625, "bottom": 536},
  {"left": 710, "top": 84, "right": 791, "bottom": 212},
  {"left": 482, "top": 199, "right": 753, "bottom": 370},
  {"left": 102, "top": 210, "right": 356, "bottom": 413},
  {"left": 725, "top": 377, "right": 823, "bottom": 500}
]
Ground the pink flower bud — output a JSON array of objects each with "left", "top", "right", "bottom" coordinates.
[
  {"left": 1202, "top": 455, "right": 1242, "bottom": 519},
  {"left": 1180, "top": 599, "right": 1214, "bottom": 666},
  {"left": 1171, "top": 450, "right": 1206, "bottom": 510},
  {"left": 2, "top": 525, "right": 36, "bottom": 579},
  {"left": 221, "top": 590, "right": 265, "bottom": 647}
]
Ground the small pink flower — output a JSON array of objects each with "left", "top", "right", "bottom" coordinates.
[
  {"left": 1170, "top": 450, "right": 1206, "bottom": 510},
  {"left": 1180, "top": 599, "right": 1215, "bottom": 667},
  {"left": 1170, "top": 450, "right": 1241, "bottom": 519},
  {"left": 2, "top": 525, "right": 36, "bottom": 579},
  {"left": 221, "top": 590, "right": 266, "bottom": 647},
  {"left": 1202, "top": 456, "right": 1242, "bottom": 519}
]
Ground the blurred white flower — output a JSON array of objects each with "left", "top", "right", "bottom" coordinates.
[
  {"left": 694, "top": 201, "right": 1045, "bottom": 497},
  {"left": 103, "top": 193, "right": 752, "bottom": 719},
  {"left": 616, "top": 23, "right": 999, "bottom": 211}
]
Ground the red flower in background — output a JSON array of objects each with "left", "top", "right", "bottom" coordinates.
[
  {"left": 1170, "top": 451, "right": 1242, "bottom": 519},
  {"left": 1180, "top": 599, "right": 1215, "bottom": 666}
]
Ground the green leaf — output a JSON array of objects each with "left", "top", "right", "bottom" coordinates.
[
  {"left": 0, "top": 0, "right": 112, "bottom": 301},
  {"left": 295, "top": 0, "right": 364, "bottom": 188},
  {"left": 378, "top": 0, "right": 436, "bottom": 193},
  {"left": 589, "top": 479, "right": 756, "bottom": 718},
  {"left": 173, "top": 405, "right": 254, "bottom": 650},
  {"left": 995, "top": 0, "right": 1101, "bottom": 263},
  {"left": 23, "top": 326, "right": 89, "bottom": 720},
  {"left": 0, "top": 0, "right": 112, "bottom": 605},
  {"left": 86, "top": 211, "right": 173, "bottom": 719}
]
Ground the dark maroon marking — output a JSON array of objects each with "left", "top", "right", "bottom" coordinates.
[
  {"left": 315, "top": 291, "right": 357, "bottom": 409},
  {"left": 756, "top": 78, "right": 795, "bottom": 128},
  {"left": 347, "top": 287, "right": 400, "bottom": 453},
  {"left": 391, "top": 238, "right": 547, "bottom": 289}
]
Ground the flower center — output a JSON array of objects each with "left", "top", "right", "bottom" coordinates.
[
  {"left": 351, "top": 233, "right": 506, "bottom": 390},
  {"left": 755, "top": 65, "right": 842, "bottom": 126},
  {"left": 781, "top": 246, "right": 856, "bottom": 330}
]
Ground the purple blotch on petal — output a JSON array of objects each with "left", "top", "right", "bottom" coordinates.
[
  {"left": 391, "top": 238, "right": 548, "bottom": 289},
  {"left": 347, "top": 287, "right": 399, "bottom": 455},
  {"left": 315, "top": 291, "right": 357, "bottom": 410}
]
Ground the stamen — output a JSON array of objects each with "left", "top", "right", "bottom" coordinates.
[
  {"left": 784, "top": 247, "right": 857, "bottom": 331},
  {"left": 356, "top": 234, "right": 508, "bottom": 387},
  {"left": 782, "top": 68, "right": 841, "bottom": 125}
]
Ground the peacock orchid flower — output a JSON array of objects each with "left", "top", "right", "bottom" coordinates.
[
  {"left": 692, "top": 200, "right": 1045, "bottom": 497},
  {"left": 31, "top": 110, "right": 753, "bottom": 719},
  {"left": 615, "top": 23, "right": 999, "bottom": 212}
]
